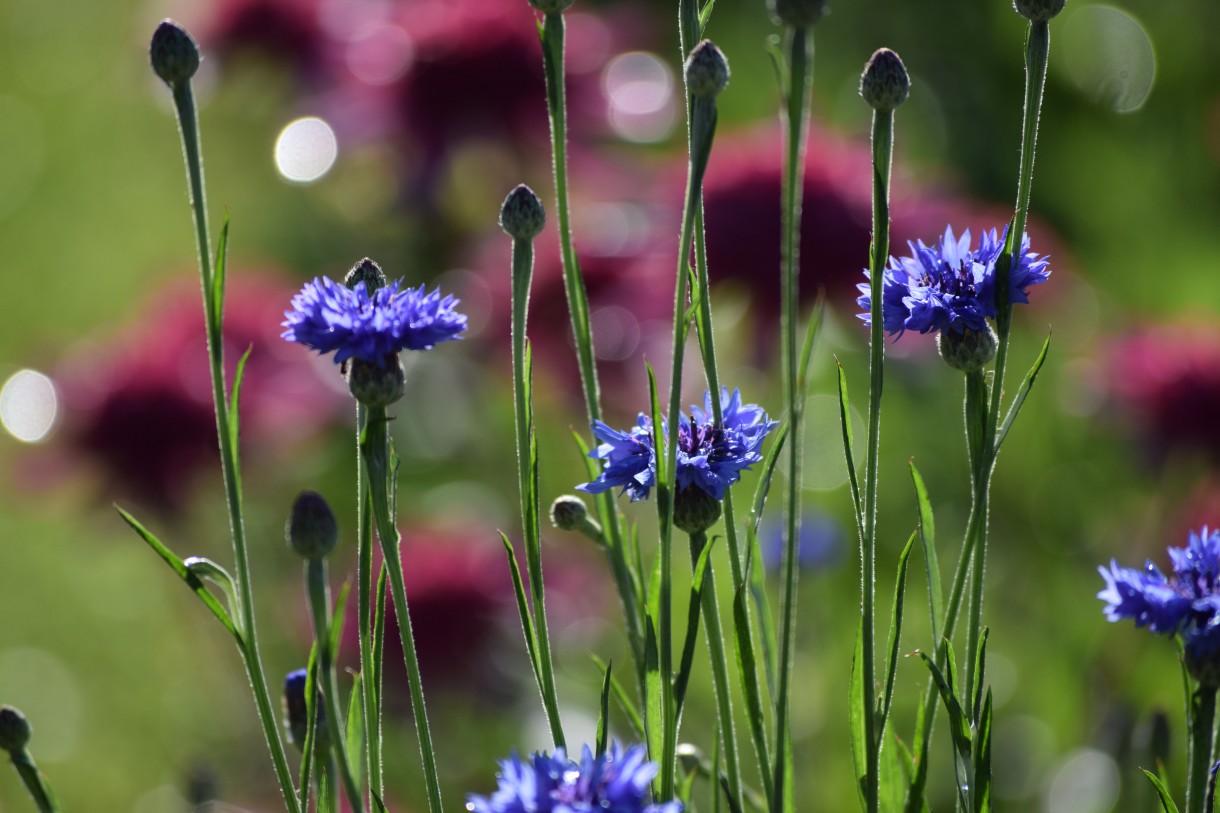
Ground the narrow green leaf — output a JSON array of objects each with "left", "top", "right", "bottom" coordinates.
[
  {"left": 227, "top": 346, "right": 251, "bottom": 494},
  {"left": 995, "top": 334, "right": 1051, "bottom": 453},
  {"left": 745, "top": 526, "right": 779, "bottom": 698},
  {"left": 596, "top": 660, "right": 613, "bottom": 759},
  {"left": 210, "top": 216, "right": 230, "bottom": 333},
  {"left": 748, "top": 424, "right": 790, "bottom": 535},
  {"left": 318, "top": 762, "right": 335, "bottom": 813},
  {"left": 591, "top": 654, "right": 646, "bottom": 739},
  {"left": 116, "top": 507, "right": 240, "bottom": 641},
  {"left": 836, "top": 360, "right": 864, "bottom": 528},
  {"left": 298, "top": 643, "right": 320, "bottom": 813},
  {"left": 183, "top": 556, "right": 242, "bottom": 627},
  {"left": 328, "top": 581, "right": 352, "bottom": 665},
  {"left": 878, "top": 729, "right": 908, "bottom": 813},
  {"left": 972, "top": 689, "right": 992, "bottom": 813},
  {"left": 764, "top": 36, "right": 788, "bottom": 105},
  {"left": 345, "top": 673, "right": 365, "bottom": 799},
  {"left": 850, "top": 620, "right": 869, "bottom": 810},
  {"left": 971, "top": 628, "right": 990, "bottom": 725},
  {"left": 903, "top": 694, "right": 931, "bottom": 813},
  {"left": 908, "top": 462, "right": 942, "bottom": 646},
  {"left": 647, "top": 361, "right": 666, "bottom": 487},
  {"left": 918, "top": 646, "right": 972, "bottom": 810},
  {"left": 698, "top": 0, "right": 718, "bottom": 34},
  {"left": 371, "top": 793, "right": 388, "bottom": 813},
  {"left": 733, "top": 578, "right": 774, "bottom": 804},
  {"left": 500, "top": 532, "right": 539, "bottom": 673},
  {"left": 1142, "top": 769, "right": 1182, "bottom": 813},
  {"left": 644, "top": 614, "right": 664, "bottom": 769},
  {"left": 372, "top": 561, "right": 387, "bottom": 744},
  {"left": 796, "top": 298, "right": 826, "bottom": 401},
  {"left": 719, "top": 773, "right": 745, "bottom": 813},
  {"left": 880, "top": 533, "right": 916, "bottom": 735},
  {"left": 572, "top": 430, "right": 600, "bottom": 480},
  {"left": 674, "top": 535, "right": 716, "bottom": 717}
]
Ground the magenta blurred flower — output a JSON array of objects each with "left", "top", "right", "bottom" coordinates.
[
  {"left": 1105, "top": 324, "right": 1220, "bottom": 467},
  {"left": 198, "top": 0, "right": 329, "bottom": 83},
  {"left": 54, "top": 273, "right": 347, "bottom": 510}
]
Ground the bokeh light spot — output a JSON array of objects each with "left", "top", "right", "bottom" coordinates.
[
  {"left": 1062, "top": 5, "right": 1155, "bottom": 113},
  {"left": 1044, "top": 748, "right": 1120, "bottom": 813},
  {"left": 275, "top": 117, "right": 339, "bottom": 183},
  {"left": 346, "top": 23, "right": 414, "bottom": 86},
  {"left": 0, "top": 369, "right": 58, "bottom": 443},
  {"left": 604, "top": 52, "right": 676, "bottom": 143}
]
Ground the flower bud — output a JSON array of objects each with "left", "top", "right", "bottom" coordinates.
[
  {"left": 345, "top": 355, "right": 406, "bottom": 408},
  {"left": 286, "top": 491, "right": 339, "bottom": 560},
  {"left": 936, "top": 325, "right": 998, "bottom": 374},
  {"left": 549, "top": 495, "right": 604, "bottom": 543},
  {"left": 684, "top": 41, "right": 730, "bottom": 100},
  {"left": 344, "top": 257, "right": 387, "bottom": 294},
  {"left": 860, "top": 48, "right": 910, "bottom": 113},
  {"left": 499, "top": 185, "right": 546, "bottom": 242},
  {"left": 674, "top": 486, "right": 722, "bottom": 535},
  {"left": 0, "top": 706, "right": 31, "bottom": 753},
  {"left": 529, "top": 0, "right": 574, "bottom": 13},
  {"left": 150, "top": 20, "right": 201, "bottom": 87},
  {"left": 767, "top": 0, "right": 827, "bottom": 28},
  {"left": 283, "top": 670, "right": 328, "bottom": 752},
  {"left": 1013, "top": 0, "right": 1065, "bottom": 22}
]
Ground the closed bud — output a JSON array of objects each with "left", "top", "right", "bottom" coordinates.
[
  {"left": 345, "top": 356, "right": 406, "bottom": 407},
  {"left": 528, "top": 0, "right": 574, "bottom": 13},
  {"left": 286, "top": 491, "right": 339, "bottom": 560},
  {"left": 283, "top": 670, "right": 328, "bottom": 752},
  {"left": 344, "top": 257, "right": 387, "bottom": 293},
  {"left": 674, "top": 486, "right": 722, "bottom": 535},
  {"left": 150, "top": 20, "right": 201, "bottom": 87},
  {"left": 860, "top": 48, "right": 910, "bottom": 112},
  {"left": 549, "top": 495, "right": 604, "bottom": 543},
  {"left": 768, "top": 0, "right": 827, "bottom": 28},
  {"left": 1013, "top": 0, "right": 1065, "bottom": 22},
  {"left": 684, "top": 41, "right": 730, "bottom": 100},
  {"left": 0, "top": 705, "right": 31, "bottom": 753},
  {"left": 499, "top": 185, "right": 546, "bottom": 241},
  {"left": 937, "top": 325, "right": 998, "bottom": 374}
]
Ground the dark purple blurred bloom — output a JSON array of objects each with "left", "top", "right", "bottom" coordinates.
[
  {"left": 857, "top": 226, "right": 1050, "bottom": 337},
  {"left": 54, "top": 274, "right": 346, "bottom": 510},
  {"left": 282, "top": 276, "right": 466, "bottom": 365},
  {"left": 468, "top": 743, "right": 681, "bottom": 813},
  {"left": 578, "top": 388, "right": 777, "bottom": 502},
  {"left": 761, "top": 511, "right": 845, "bottom": 573},
  {"left": 200, "top": 0, "right": 328, "bottom": 82},
  {"left": 1099, "top": 527, "right": 1220, "bottom": 669},
  {"left": 1105, "top": 325, "right": 1220, "bottom": 467}
]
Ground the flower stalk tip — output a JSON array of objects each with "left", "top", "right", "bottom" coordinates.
[
  {"left": 549, "top": 495, "right": 604, "bottom": 543},
  {"left": 150, "top": 20, "right": 200, "bottom": 87},
  {"left": 0, "top": 706, "right": 31, "bottom": 753},
  {"left": 684, "top": 40, "right": 730, "bottom": 100},
  {"left": 499, "top": 184, "right": 547, "bottom": 242},
  {"left": 344, "top": 257, "right": 387, "bottom": 293},
  {"left": 1013, "top": 0, "right": 1065, "bottom": 23},
  {"left": 768, "top": 0, "right": 828, "bottom": 28},
  {"left": 286, "top": 491, "right": 339, "bottom": 560},
  {"left": 860, "top": 48, "right": 910, "bottom": 113}
]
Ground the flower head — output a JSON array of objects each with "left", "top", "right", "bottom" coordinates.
[
  {"left": 467, "top": 742, "right": 681, "bottom": 813},
  {"left": 1099, "top": 527, "right": 1220, "bottom": 684},
  {"left": 577, "top": 388, "right": 777, "bottom": 503},
  {"left": 857, "top": 225, "right": 1050, "bottom": 337},
  {"left": 282, "top": 276, "right": 466, "bottom": 366}
]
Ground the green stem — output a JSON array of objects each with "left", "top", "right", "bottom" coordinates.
[
  {"left": 320, "top": 751, "right": 338, "bottom": 813},
  {"left": 539, "top": 9, "right": 644, "bottom": 685},
  {"left": 511, "top": 234, "right": 566, "bottom": 749},
  {"left": 962, "top": 371, "right": 989, "bottom": 711},
  {"left": 356, "top": 403, "right": 383, "bottom": 806},
  {"left": 362, "top": 409, "right": 443, "bottom": 813},
  {"left": 1188, "top": 685, "right": 1217, "bottom": 813},
  {"left": 306, "top": 558, "right": 363, "bottom": 813},
  {"left": 687, "top": 531, "right": 744, "bottom": 809},
  {"left": 167, "top": 80, "right": 299, "bottom": 813},
  {"left": 9, "top": 750, "right": 59, "bottom": 813},
  {"left": 860, "top": 104, "right": 895, "bottom": 813},
  {"left": 774, "top": 24, "right": 813, "bottom": 813}
]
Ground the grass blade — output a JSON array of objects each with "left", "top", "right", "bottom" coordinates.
[
  {"left": 995, "top": 334, "right": 1051, "bottom": 453},
  {"left": 908, "top": 462, "right": 942, "bottom": 646},
  {"left": 596, "top": 660, "right": 613, "bottom": 758},
  {"left": 836, "top": 360, "right": 864, "bottom": 528},
  {"left": 500, "top": 532, "right": 539, "bottom": 674},
  {"left": 591, "top": 654, "right": 646, "bottom": 739},
  {"left": 880, "top": 532, "right": 916, "bottom": 735}
]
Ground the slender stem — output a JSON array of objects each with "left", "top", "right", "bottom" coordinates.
[
  {"left": 167, "top": 80, "right": 299, "bottom": 813},
  {"left": 362, "top": 409, "right": 443, "bottom": 813},
  {"left": 539, "top": 9, "right": 644, "bottom": 684},
  {"left": 1189, "top": 685, "right": 1218, "bottom": 813},
  {"left": 306, "top": 558, "right": 363, "bottom": 813},
  {"left": 511, "top": 234, "right": 566, "bottom": 749},
  {"left": 356, "top": 403, "right": 383, "bottom": 806},
  {"left": 774, "top": 24, "right": 813, "bottom": 813},
  {"left": 9, "top": 750, "right": 59, "bottom": 813},
  {"left": 859, "top": 104, "right": 895, "bottom": 813},
  {"left": 961, "top": 371, "right": 989, "bottom": 710},
  {"left": 687, "top": 531, "right": 743, "bottom": 808}
]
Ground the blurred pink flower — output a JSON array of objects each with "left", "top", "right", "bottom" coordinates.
[
  {"left": 53, "top": 272, "right": 348, "bottom": 510},
  {"left": 1105, "top": 323, "right": 1220, "bottom": 467},
  {"left": 198, "top": 0, "right": 330, "bottom": 84}
]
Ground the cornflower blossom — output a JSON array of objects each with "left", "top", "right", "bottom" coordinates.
[
  {"left": 1099, "top": 527, "right": 1220, "bottom": 683},
  {"left": 282, "top": 276, "right": 466, "bottom": 366},
  {"left": 467, "top": 743, "right": 681, "bottom": 813},
  {"left": 578, "top": 388, "right": 778, "bottom": 503},
  {"left": 857, "top": 225, "right": 1050, "bottom": 337}
]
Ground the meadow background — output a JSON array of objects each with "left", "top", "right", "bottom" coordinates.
[{"left": 1, "top": 0, "right": 1218, "bottom": 810}]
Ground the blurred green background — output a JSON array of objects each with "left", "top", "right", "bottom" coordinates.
[{"left": 2, "top": 0, "right": 1219, "bottom": 810}]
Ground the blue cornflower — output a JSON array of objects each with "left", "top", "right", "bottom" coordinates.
[
  {"left": 282, "top": 669, "right": 325, "bottom": 751},
  {"left": 857, "top": 226, "right": 1050, "bottom": 337},
  {"left": 577, "top": 388, "right": 778, "bottom": 503},
  {"left": 1099, "top": 527, "right": 1220, "bottom": 684},
  {"left": 282, "top": 276, "right": 466, "bottom": 366},
  {"left": 467, "top": 742, "right": 681, "bottom": 813}
]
